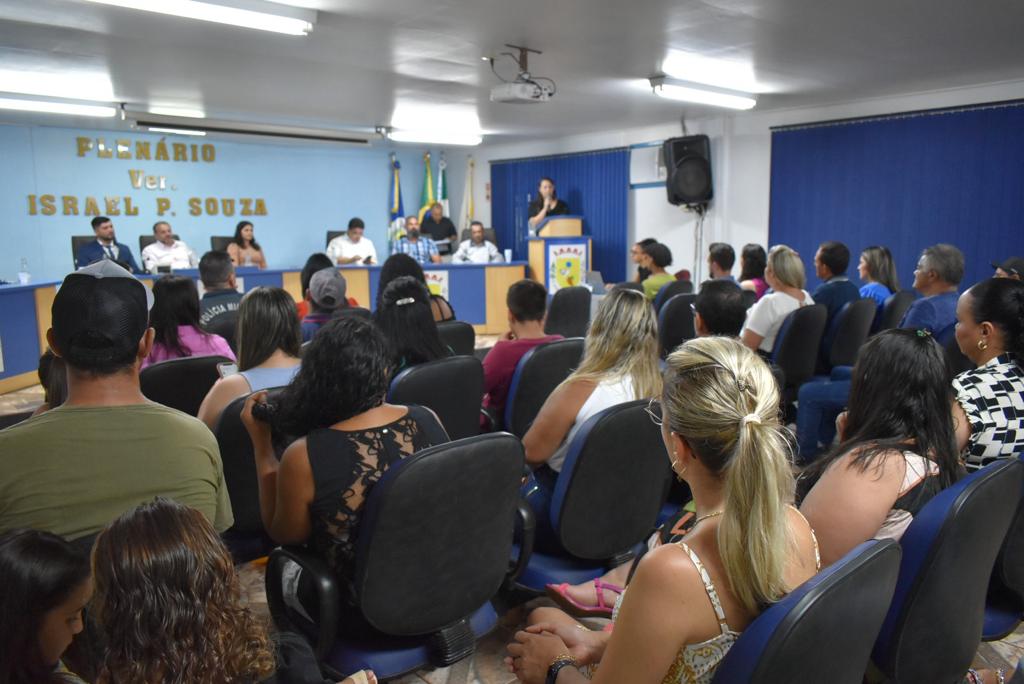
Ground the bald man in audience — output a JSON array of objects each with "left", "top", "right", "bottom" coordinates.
[{"left": 141, "top": 221, "right": 197, "bottom": 273}]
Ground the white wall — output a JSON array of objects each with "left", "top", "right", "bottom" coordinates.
[{"left": 471, "top": 77, "right": 1024, "bottom": 281}]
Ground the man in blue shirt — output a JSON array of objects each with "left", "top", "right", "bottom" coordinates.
[
  {"left": 75, "top": 216, "right": 142, "bottom": 273},
  {"left": 391, "top": 215, "right": 441, "bottom": 264},
  {"left": 900, "top": 243, "right": 963, "bottom": 344},
  {"left": 812, "top": 241, "right": 861, "bottom": 370}
]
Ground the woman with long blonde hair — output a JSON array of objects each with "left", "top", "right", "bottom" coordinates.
[
  {"left": 508, "top": 337, "right": 820, "bottom": 684},
  {"left": 522, "top": 287, "right": 662, "bottom": 550}
]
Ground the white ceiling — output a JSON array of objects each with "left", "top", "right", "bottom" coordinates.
[{"left": 1, "top": 0, "right": 1024, "bottom": 144}]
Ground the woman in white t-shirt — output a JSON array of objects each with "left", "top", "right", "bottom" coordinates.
[{"left": 741, "top": 245, "right": 814, "bottom": 354}]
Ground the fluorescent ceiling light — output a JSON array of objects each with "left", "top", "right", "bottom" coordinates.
[
  {"left": 649, "top": 77, "right": 756, "bottom": 110},
  {"left": 0, "top": 97, "right": 116, "bottom": 117},
  {"left": 81, "top": 0, "right": 315, "bottom": 36},
  {"left": 0, "top": 67, "right": 114, "bottom": 101},
  {"left": 389, "top": 102, "right": 483, "bottom": 146},
  {"left": 146, "top": 126, "right": 207, "bottom": 136},
  {"left": 662, "top": 50, "right": 762, "bottom": 93},
  {"left": 148, "top": 106, "right": 206, "bottom": 118},
  {"left": 387, "top": 130, "right": 482, "bottom": 146}
]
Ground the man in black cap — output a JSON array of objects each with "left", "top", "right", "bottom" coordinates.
[
  {"left": 0, "top": 261, "right": 233, "bottom": 542},
  {"left": 993, "top": 257, "right": 1024, "bottom": 281}
]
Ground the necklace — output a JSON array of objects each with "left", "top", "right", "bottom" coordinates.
[{"left": 695, "top": 510, "right": 724, "bottom": 525}]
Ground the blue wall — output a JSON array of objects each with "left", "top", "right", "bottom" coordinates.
[{"left": 0, "top": 124, "right": 470, "bottom": 283}]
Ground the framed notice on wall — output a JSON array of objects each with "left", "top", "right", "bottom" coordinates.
[{"left": 545, "top": 240, "right": 589, "bottom": 293}]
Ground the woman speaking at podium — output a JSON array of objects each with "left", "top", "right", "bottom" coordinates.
[{"left": 527, "top": 177, "right": 570, "bottom": 231}]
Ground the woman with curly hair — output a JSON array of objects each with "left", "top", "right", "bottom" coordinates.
[
  {"left": 241, "top": 316, "right": 448, "bottom": 637},
  {"left": 91, "top": 498, "right": 374, "bottom": 684}
]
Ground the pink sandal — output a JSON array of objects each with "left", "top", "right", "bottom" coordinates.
[{"left": 545, "top": 579, "right": 623, "bottom": 618}]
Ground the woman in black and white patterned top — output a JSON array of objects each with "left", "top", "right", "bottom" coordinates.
[{"left": 952, "top": 277, "right": 1024, "bottom": 471}]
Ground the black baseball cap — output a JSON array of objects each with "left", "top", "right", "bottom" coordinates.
[
  {"left": 51, "top": 261, "right": 153, "bottom": 368},
  {"left": 992, "top": 257, "right": 1024, "bottom": 277}
]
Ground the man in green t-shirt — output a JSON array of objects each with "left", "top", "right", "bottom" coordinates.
[{"left": 0, "top": 261, "right": 233, "bottom": 541}]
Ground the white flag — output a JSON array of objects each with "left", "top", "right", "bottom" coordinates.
[
  {"left": 457, "top": 157, "right": 475, "bottom": 231},
  {"left": 437, "top": 154, "right": 449, "bottom": 217}
]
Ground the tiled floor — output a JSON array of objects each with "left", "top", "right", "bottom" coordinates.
[{"left": 0, "top": 383, "right": 44, "bottom": 415}]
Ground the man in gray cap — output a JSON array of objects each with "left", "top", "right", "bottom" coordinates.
[
  {"left": 301, "top": 267, "right": 348, "bottom": 342},
  {"left": 0, "top": 261, "right": 233, "bottom": 541}
]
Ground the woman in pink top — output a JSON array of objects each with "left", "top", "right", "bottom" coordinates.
[{"left": 143, "top": 276, "right": 235, "bottom": 368}]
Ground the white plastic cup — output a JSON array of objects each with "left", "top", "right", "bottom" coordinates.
[
  {"left": 504, "top": 249, "right": 512, "bottom": 262},
  {"left": 17, "top": 272, "right": 30, "bottom": 285}
]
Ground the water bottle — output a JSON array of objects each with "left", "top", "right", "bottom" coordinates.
[{"left": 17, "top": 257, "right": 30, "bottom": 285}]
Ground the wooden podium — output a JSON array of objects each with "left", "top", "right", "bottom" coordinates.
[{"left": 528, "top": 216, "right": 591, "bottom": 292}]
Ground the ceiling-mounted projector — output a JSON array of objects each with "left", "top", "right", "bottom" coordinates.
[{"left": 490, "top": 81, "right": 553, "bottom": 104}]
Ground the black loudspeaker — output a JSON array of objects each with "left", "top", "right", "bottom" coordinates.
[{"left": 663, "top": 135, "right": 712, "bottom": 206}]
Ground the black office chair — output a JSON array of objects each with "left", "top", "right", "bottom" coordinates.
[
  {"left": 458, "top": 227, "right": 499, "bottom": 249},
  {"left": 139, "top": 355, "right": 232, "bottom": 416},
  {"left": 741, "top": 289, "right": 757, "bottom": 310},
  {"left": 436, "top": 320, "right": 476, "bottom": 356},
  {"left": 265, "top": 433, "right": 524, "bottom": 680},
  {"left": 877, "top": 290, "right": 916, "bottom": 332},
  {"left": 138, "top": 233, "right": 181, "bottom": 253},
  {"left": 945, "top": 335, "right": 975, "bottom": 379},
  {"left": 544, "top": 286, "right": 591, "bottom": 338},
  {"left": 653, "top": 279, "right": 695, "bottom": 313},
  {"left": 826, "top": 298, "right": 877, "bottom": 369},
  {"left": 770, "top": 304, "right": 828, "bottom": 405},
  {"left": 71, "top": 235, "right": 96, "bottom": 268},
  {"left": 0, "top": 410, "right": 33, "bottom": 430},
  {"left": 388, "top": 356, "right": 484, "bottom": 440},
  {"left": 210, "top": 236, "right": 234, "bottom": 252},
  {"left": 658, "top": 293, "right": 697, "bottom": 358},
  {"left": 983, "top": 450, "right": 1024, "bottom": 641},
  {"left": 612, "top": 282, "right": 644, "bottom": 293},
  {"left": 504, "top": 338, "right": 585, "bottom": 438},
  {"left": 872, "top": 460, "right": 1023, "bottom": 683},
  {"left": 204, "top": 313, "right": 239, "bottom": 353},
  {"left": 325, "top": 230, "right": 345, "bottom": 248}
]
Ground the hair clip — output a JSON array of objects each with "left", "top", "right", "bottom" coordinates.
[
  {"left": 915, "top": 329, "right": 932, "bottom": 338},
  {"left": 395, "top": 297, "right": 416, "bottom": 306},
  {"left": 737, "top": 380, "right": 749, "bottom": 393}
]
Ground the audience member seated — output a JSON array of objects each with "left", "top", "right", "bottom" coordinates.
[
  {"left": 301, "top": 268, "right": 348, "bottom": 342},
  {"left": 694, "top": 279, "right": 748, "bottom": 337},
  {"left": 327, "top": 216, "right": 378, "bottom": 266},
  {"left": 640, "top": 241, "right": 674, "bottom": 301},
  {"left": 522, "top": 288, "right": 661, "bottom": 550},
  {"left": 227, "top": 220, "right": 267, "bottom": 269},
  {"left": 374, "top": 276, "right": 451, "bottom": 371},
  {"left": 198, "top": 250, "right": 243, "bottom": 347},
  {"left": 857, "top": 245, "right": 901, "bottom": 326},
  {"left": 741, "top": 245, "right": 814, "bottom": 354},
  {"left": 799, "top": 329, "right": 961, "bottom": 566},
  {"left": 141, "top": 220, "right": 197, "bottom": 273},
  {"left": 812, "top": 240, "right": 861, "bottom": 368},
  {"left": 527, "top": 177, "right": 570, "bottom": 231},
  {"left": 899, "top": 243, "right": 964, "bottom": 343},
  {"left": 240, "top": 318, "right": 448, "bottom": 636},
  {"left": 630, "top": 237, "right": 657, "bottom": 284},
  {"left": 0, "top": 529, "right": 92, "bottom": 684},
  {"left": 707, "top": 242, "right": 736, "bottom": 282},
  {"left": 993, "top": 256, "right": 1024, "bottom": 280},
  {"left": 91, "top": 498, "right": 375, "bottom": 684},
  {"left": 738, "top": 243, "right": 769, "bottom": 301},
  {"left": 507, "top": 337, "right": 820, "bottom": 684},
  {"left": 75, "top": 215, "right": 142, "bottom": 273},
  {"left": 420, "top": 202, "right": 458, "bottom": 247},
  {"left": 952, "top": 277, "right": 1024, "bottom": 471},
  {"left": 391, "top": 215, "right": 441, "bottom": 264},
  {"left": 454, "top": 220, "right": 502, "bottom": 263},
  {"left": 482, "top": 280, "right": 563, "bottom": 422},
  {"left": 143, "top": 275, "right": 235, "bottom": 369},
  {"left": 31, "top": 349, "right": 67, "bottom": 417},
  {"left": 377, "top": 253, "right": 455, "bottom": 322},
  {"left": 0, "top": 261, "right": 233, "bottom": 540},
  {"left": 199, "top": 287, "right": 302, "bottom": 429},
  {"left": 296, "top": 253, "right": 333, "bottom": 319}
]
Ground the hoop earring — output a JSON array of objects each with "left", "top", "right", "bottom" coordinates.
[{"left": 978, "top": 338, "right": 989, "bottom": 352}]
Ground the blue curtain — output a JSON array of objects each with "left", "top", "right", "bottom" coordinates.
[
  {"left": 769, "top": 102, "right": 1024, "bottom": 291},
  {"left": 490, "top": 148, "right": 629, "bottom": 282}
]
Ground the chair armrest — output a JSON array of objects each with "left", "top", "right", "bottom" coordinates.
[
  {"left": 509, "top": 499, "right": 536, "bottom": 583},
  {"left": 265, "top": 546, "right": 339, "bottom": 662}
]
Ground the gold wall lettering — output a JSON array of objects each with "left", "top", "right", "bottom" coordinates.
[
  {"left": 28, "top": 195, "right": 267, "bottom": 217},
  {"left": 75, "top": 137, "right": 216, "bottom": 162}
]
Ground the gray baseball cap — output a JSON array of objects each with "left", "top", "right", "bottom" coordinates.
[{"left": 309, "top": 268, "right": 347, "bottom": 310}]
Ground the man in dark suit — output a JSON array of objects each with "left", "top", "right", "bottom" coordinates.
[
  {"left": 75, "top": 216, "right": 142, "bottom": 273},
  {"left": 812, "top": 240, "right": 861, "bottom": 370}
]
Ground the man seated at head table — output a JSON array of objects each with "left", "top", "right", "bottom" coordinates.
[
  {"left": 0, "top": 260, "right": 233, "bottom": 542},
  {"left": 391, "top": 215, "right": 441, "bottom": 264},
  {"left": 141, "top": 221, "right": 198, "bottom": 273},
  {"left": 327, "top": 217, "right": 378, "bottom": 266},
  {"left": 75, "top": 215, "right": 142, "bottom": 273},
  {"left": 453, "top": 221, "right": 503, "bottom": 264},
  {"left": 420, "top": 202, "right": 458, "bottom": 251}
]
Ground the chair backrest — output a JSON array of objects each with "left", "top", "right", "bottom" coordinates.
[
  {"left": 873, "top": 459, "right": 1024, "bottom": 683},
  {"left": 658, "top": 293, "right": 697, "bottom": 358},
  {"left": 0, "top": 410, "right": 34, "bottom": 430},
  {"left": 770, "top": 304, "right": 828, "bottom": 390},
  {"left": 213, "top": 387, "right": 291, "bottom": 534},
  {"left": 139, "top": 355, "right": 233, "bottom": 415},
  {"left": 353, "top": 433, "right": 523, "bottom": 634},
  {"left": 387, "top": 356, "right": 484, "bottom": 441},
  {"left": 139, "top": 233, "right": 180, "bottom": 253},
  {"left": 544, "top": 286, "right": 592, "bottom": 338},
  {"left": 204, "top": 313, "right": 238, "bottom": 353},
  {"left": 878, "top": 290, "right": 916, "bottom": 332},
  {"left": 653, "top": 279, "right": 695, "bottom": 312},
  {"left": 613, "top": 282, "right": 644, "bottom": 293},
  {"left": 436, "top": 320, "right": 476, "bottom": 356},
  {"left": 828, "top": 298, "right": 877, "bottom": 368},
  {"left": 741, "top": 289, "right": 757, "bottom": 310},
  {"left": 210, "top": 235, "right": 234, "bottom": 252},
  {"left": 993, "top": 451, "right": 1024, "bottom": 604},
  {"left": 325, "top": 230, "right": 345, "bottom": 247},
  {"left": 459, "top": 227, "right": 498, "bottom": 248},
  {"left": 504, "top": 338, "right": 585, "bottom": 438},
  {"left": 551, "top": 400, "right": 673, "bottom": 559},
  {"left": 714, "top": 539, "right": 902, "bottom": 684},
  {"left": 71, "top": 235, "right": 95, "bottom": 268}
]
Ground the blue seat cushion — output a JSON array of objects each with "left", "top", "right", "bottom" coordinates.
[{"left": 513, "top": 544, "right": 607, "bottom": 591}]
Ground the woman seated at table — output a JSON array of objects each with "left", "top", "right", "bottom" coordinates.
[
  {"left": 143, "top": 275, "right": 235, "bottom": 369},
  {"left": 227, "top": 220, "right": 267, "bottom": 269},
  {"left": 374, "top": 276, "right": 451, "bottom": 372},
  {"left": 377, "top": 253, "right": 455, "bottom": 322},
  {"left": 741, "top": 245, "right": 814, "bottom": 355},
  {"left": 198, "top": 287, "right": 302, "bottom": 429},
  {"left": 506, "top": 337, "right": 820, "bottom": 684}
]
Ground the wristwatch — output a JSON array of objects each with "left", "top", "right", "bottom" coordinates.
[{"left": 546, "top": 655, "right": 577, "bottom": 684}]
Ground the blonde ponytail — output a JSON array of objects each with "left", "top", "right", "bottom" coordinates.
[{"left": 662, "top": 337, "right": 796, "bottom": 614}]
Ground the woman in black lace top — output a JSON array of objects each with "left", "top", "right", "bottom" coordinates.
[{"left": 242, "top": 317, "right": 448, "bottom": 618}]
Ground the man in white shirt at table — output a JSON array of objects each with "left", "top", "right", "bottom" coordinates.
[
  {"left": 141, "top": 221, "right": 197, "bottom": 273},
  {"left": 326, "top": 217, "right": 378, "bottom": 265},
  {"left": 453, "top": 221, "right": 502, "bottom": 264}
]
